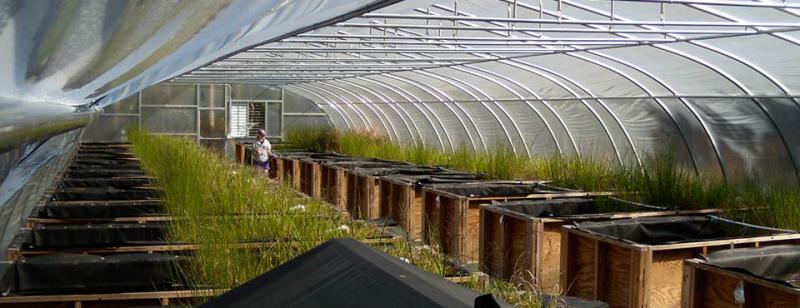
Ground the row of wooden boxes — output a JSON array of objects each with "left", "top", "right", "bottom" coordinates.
[{"left": 267, "top": 151, "right": 800, "bottom": 308}]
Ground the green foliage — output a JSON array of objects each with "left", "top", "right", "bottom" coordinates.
[
  {"left": 130, "top": 130, "right": 547, "bottom": 307},
  {"left": 284, "top": 126, "right": 800, "bottom": 230}
]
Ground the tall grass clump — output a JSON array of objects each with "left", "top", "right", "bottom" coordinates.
[
  {"left": 130, "top": 130, "right": 550, "bottom": 306},
  {"left": 129, "top": 131, "right": 384, "bottom": 297}
]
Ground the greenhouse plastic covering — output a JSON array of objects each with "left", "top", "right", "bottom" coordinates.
[{"left": 2, "top": 0, "right": 800, "bottom": 253}]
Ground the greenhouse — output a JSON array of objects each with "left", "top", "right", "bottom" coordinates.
[{"left": 1, "top": 0, "right": 800, "bottom": 307}]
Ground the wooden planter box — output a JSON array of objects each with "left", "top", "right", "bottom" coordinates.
[
  {"left": 683, "top": 245, "right": 800, "bottom": 308},
  {"left": 421, "top": 182, "right": 609, "bottom": 264},
  {"left": 298, "top": 154, "right": 350, "bottom": 199},
  {"left": 0, "top": 289, "right": 224, "bottom": 307},
  {"left": 299, "top": 158, "right": 322, "bottom": 198},
  {"left": 320, "top": 162, "right": 349, "bottom": 211},
  {"left": 479, "top": 197, "right": 719, "bottom": 292},
  {"left": 343, "top": 164, "right": 409, "bottom": 220},
  {"left": 381, "top": 172, "right": 484, "bottom": 240},
  {"left": 271, "top": 152, "right": 315, "bottom": 189},
  {"left": 561, "top": 216, "right": 800, "bottom": 308}
]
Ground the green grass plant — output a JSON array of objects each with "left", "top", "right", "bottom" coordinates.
[
  {"left": 130, "top": 130, "right": 549, "bottom": 307},
  {"left": 284, "top": 126, "right": 800, "bottom": 231}
]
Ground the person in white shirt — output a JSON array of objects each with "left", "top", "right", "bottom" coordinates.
[{"left": 252, "top": 129, "right": 272, "bottom": 172}]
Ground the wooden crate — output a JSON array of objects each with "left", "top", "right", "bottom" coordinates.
[
  {"left": 421, "top": 182, "right": 610, "bottom": 264},
  {"left": 345, "top": 170, "right": 383, "bottom": 220},
  {"left": 561, "top": 217, "right": 800, "bottom": 308},
  {"left": 479, "top": 198, "right": 719, "bottom": 293},
  {"left": 299, "top": 158, "right": 323, "bottom": 198},
  {"left": 234, "top": 143, "right": 246, "bottom": 164},
  {"left": 320, "top": 162, "right": 349, "bottom": 211},
  {"left": 381, "top": 173, "right": 483, "bottom": 240},
  {"left": 268, "top": 154, "right": 282, "bottom": 180},
  {"left": 683, "top": 257, "right": 800, "bottom": 308},
  {"left": 0, "top": 289, "right": 224, "bottom": 307}
]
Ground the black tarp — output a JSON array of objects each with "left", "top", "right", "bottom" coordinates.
[
  {"left": 573, "top": 216, "right": 796, "bottom": 246},
  {"left": 74, "top": 153, "right": 137, "bottom": 160},
  {"left": 71, "top": 158, "right": 141, "bottom": 168},
  {"left": 66, "top": 168, "right": 146, "bottom": 177},
  {"left": 702, "top": 245, "right": 800, "bottom": 288},
  {"left": 60, "top": 177, "right": 152, "bottom": 188},
  {"left": 52, "top": 187, "right": 160, "bottom": 201},
  {"left": 491, "top": 198, "right": 667, "bottom": 220},
  {"left": 427, "top": 182, "right": 569, "bottom": 197},
  {"left": 351, "top": 165, "right": 444, "bottom": 176},
  {"left": 9, "top": 253, "right": 186, "bottom": 295},
  {"left": 327, "top": 160, "right": 408, "bottom": 170},
  {"left": 386, "top": 172, "right": 486, "bottom": 186},
  {"left": 38, "top": 201, "right": 164, "bottom": 218},
  {"left": 201, "top": 238, "right": 510, "bottom": 308},
  {"left": 26, "top": 223, "right": 167, "bottom": 248}
]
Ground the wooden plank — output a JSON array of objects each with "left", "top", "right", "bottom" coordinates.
[
  {"left": 685, "top": 259, "right": 800, "bottom": 308},
  {"left": 0, "top": 289, "right": 225, "bottom": 304},
  {"left": 648, "top": 249, "right": 698, "bottom": 308}
]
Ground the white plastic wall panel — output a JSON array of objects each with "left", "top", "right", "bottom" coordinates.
[
  {"left": 690, "top": 98, "right": 797, "bottom": 180},
  {"left": 702, "top": 34, "right": 800, "bottom": 94},
  {"left": 574, "top": 52, "right": 676, "bottom": 97},
  {"left": 522, "top": 54, "right": 649, "bottom": 98},
  {"left": 549, "top": 99, "right": 616, "bottom": 163},
  {"left": 596, "top": 46, "right": 745, "bottom": 96},
  {"left": 659, "top": 98, "right": 725, "bottom": 178},
  {"left": 310, "top": 82, "right": 394, "bottom": 139},
  {"left": 327, "top": 80, "right": 416, "bottom": 143},
  {"left": 345, "top": 78, "right": 438, "bottom": 146},
  {"left": 664, "top": 42, "right": 785, "bottom": 96}
]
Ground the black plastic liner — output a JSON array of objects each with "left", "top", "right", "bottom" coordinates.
[
  {"left": 60, "top": 177, "right": 152, "bottom": 188},
  {"left": 6, "top": 253, "right": 186, "bottom": 295},
  {"left": 386, "top": 172, "right": 486, "bottom": 186},
  {"left": 328, "top": 160, "right": 408, "bottom": 170},
  {"left": 38, "top": 201, "right": 164, "bottom": 218},
  {"left": 573, "top": 216, "right": 796, "bottom": 246},
  {"left": 25, "top": 223, "right": 167, "bottom": 248},
  {"left": 66, "top": 168, "right": 146, "bottom": 177},
  {"left": 702, "top": 245, "right": 800, "bottom": 288},
  {"left": 52, "top": 187, "right": 160, "bottom": 201},
  {"left": 75, "top": 153, "right": 137, "bottom": 160},
  {"left": 71, "top": 158, "right": 141, "bottom": 167},
  {"left": 201, "top": 238, "right": 511, "bottom": 308},
  {"left": 491, "top": 198, "right": 667, "bottom": 220},
  {"left": 427, "top": 182, "right": 569, "bottom": 197}
]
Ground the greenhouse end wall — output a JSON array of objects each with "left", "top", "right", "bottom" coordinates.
[{"left": 82, "top": 83, "right": 332, "bottom": 157}]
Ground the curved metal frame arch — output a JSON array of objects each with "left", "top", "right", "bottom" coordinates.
[
  {"left": 333, "top": 79, "right": 421, "bottom": 144},
  {"left": 282, "top": 85, "right": 355, "bottom": 129},
  {"left": 315, "top": 80, "right": 401, "bottom": 142},
  {"left": 568, "top": 52, "right": 700, "bottom": 173},
  {"left": 676, "top": 4, "right": 800, "bottom": 180},
  {"left": 413, "top": 69, "right": 515, "bottom": 153},
  {"left": 562, "top": 0, "right": 799, "bottom": 179},
  {"left": 501, "top": 58, "right": 626, "bottom": 165},
  {"left": 298, "top": 82, "right": 374, "bottom": 130},
  {"left": 291, "top": 83, "right": 364, "bottom": 129},
  {"left": 379, "top": 73, "right": 483, "bottom": 152},
  {"left": 425, "top": 68, "right": 526, "bottom": 156},
  {"left": 459, "top": 64, "right": 565, "bottom": 155},
  {"left": 351, "top": 76, "right": 450, "bottom": 149},
  {"left": 446, "top": 65, "right": 535, "bottom": 156},
  {"left": 513, "top": 59, "right": 642, "bottom": 167},
  {"left": 514, "top": 0, "right": 730, "bottom": 177},
  {"left": 574, "top": 0, "right": 799, "bottom": 178}
]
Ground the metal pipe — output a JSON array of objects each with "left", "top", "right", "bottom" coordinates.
[
  {"left": 296, "top": 33, "right": 677, "bottom": 42},
  {"left": 361, "top": 13, "right": 800, "bottom": 28},
  {"left": 334, "top": 22, "right": 760, "bottom": 34},
  {"left": 0, "top": 99, "right": 100, "bottom": 153}
]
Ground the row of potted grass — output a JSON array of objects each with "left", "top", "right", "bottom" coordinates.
[
  {"left": 285, "top": 127, "right": 800, "bottom": 231},
  {"left": 129, "top": 130, "right": 554, "bottom": 307}
]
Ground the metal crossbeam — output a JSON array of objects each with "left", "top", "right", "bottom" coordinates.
[{"left": 361, "top": 13, "right": 800, "bottom": 28}]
